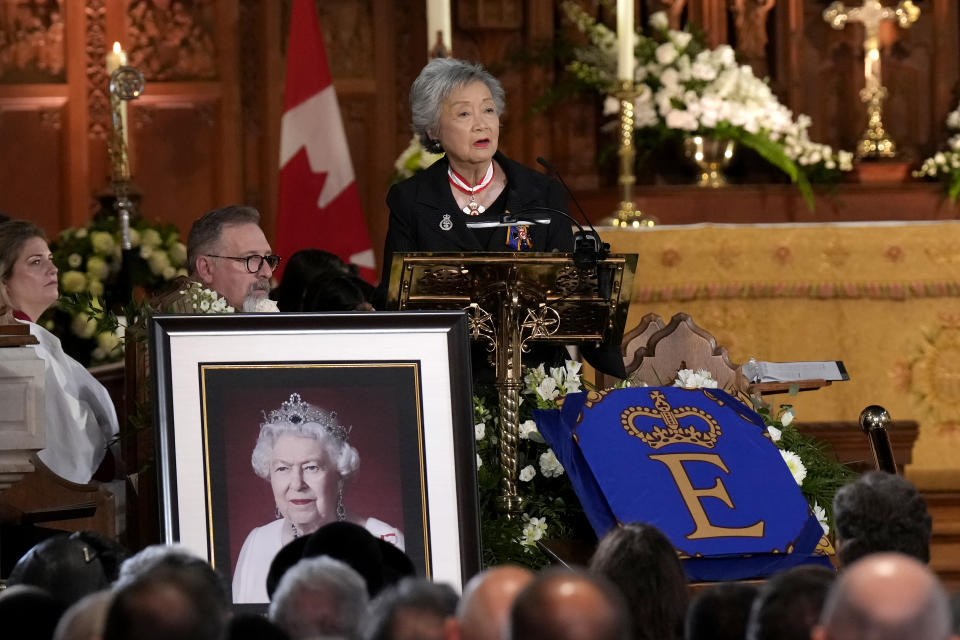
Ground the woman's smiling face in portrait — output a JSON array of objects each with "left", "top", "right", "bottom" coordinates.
[
  {"left": 433, "top": 80, "right": 500, "bottom": 169},
  {"left": 269, "top": 433, "right": 339, "bottom": 534}
]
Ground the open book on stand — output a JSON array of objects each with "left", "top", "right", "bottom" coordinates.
[{"left": 742, "top": 360, "right": 849, "bottom": 384}]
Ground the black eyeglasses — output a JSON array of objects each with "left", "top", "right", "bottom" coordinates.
[{"left": 207, "top": 254, "right": 281, "bottom": 273}]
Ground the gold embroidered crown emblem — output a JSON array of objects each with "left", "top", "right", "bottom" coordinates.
[{"left": 621, "top": 390, "right": 721, "bottom": 449}]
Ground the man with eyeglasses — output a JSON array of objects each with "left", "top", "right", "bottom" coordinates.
[{"left": 186, "top": 205, "right": 282, "bottom": 311}]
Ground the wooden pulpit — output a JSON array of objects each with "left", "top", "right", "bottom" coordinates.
[{"left": 385, "top": 251, "right": 637, "bottom": 512}]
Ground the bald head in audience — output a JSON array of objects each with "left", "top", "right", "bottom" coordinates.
[
  {"left": 812, "top": 553, "right": 957, "bottom": 640},
  {"left": 446, "top": 565, "right": 533, "bottom": 640},
  {"left": 508, "top": 568, "right": 629, "bottom": 640}
]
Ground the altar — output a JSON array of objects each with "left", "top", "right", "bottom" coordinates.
[{"left": 603, "top": 221, "right": 960, "bottom": 489}]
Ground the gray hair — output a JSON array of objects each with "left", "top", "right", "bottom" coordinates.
[
  {"left": 186, "top": 205, "right": 261, "bottom": 275},
  {"left": 410, "top": 58, "right": 506, "bottom": 153},
  {"left": 251, "top": 417, "right": 360, "bottom": 480},
  {"left": 269, "top": 556, "right": 369, "bottom": 640},
  {"left": 114, "top": 544, "right": 230, "bottom": 608}
]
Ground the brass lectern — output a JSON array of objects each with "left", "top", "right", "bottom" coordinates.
[{"left": 386, "top": 252, "right": 637, "bottom": 513}]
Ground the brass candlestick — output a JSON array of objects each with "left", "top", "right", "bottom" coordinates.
[
  {"left": 107, "top": 66, "right": 145, "bottom": 250},
  {"left": 612, "top": 81, "right": 655, "bottom": 228},
  {"left": 823, "top": 0, "right": 920, "bottom": 160}
]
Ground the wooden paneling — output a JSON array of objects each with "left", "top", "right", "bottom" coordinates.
[
  {"left": 0, "top": 96, "right": 66, "bottom": 234},
  {"left": 0, "top": 0, "right": 958, "bottom": 269},
  {"left": 131, "top": 96, "right": 225, "bottom": 231}
]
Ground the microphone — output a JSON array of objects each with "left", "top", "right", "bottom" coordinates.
[{"left": 536, "top": 157, "right": 610, "bottom": 262}]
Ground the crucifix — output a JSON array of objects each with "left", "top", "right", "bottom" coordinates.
[{"left": 823, "top": 0, "right": 920, "bottom": 159}]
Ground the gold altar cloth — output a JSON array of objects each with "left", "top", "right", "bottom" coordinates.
[{"left": 605, "top": 222, "right": 960, "bottom": 487}]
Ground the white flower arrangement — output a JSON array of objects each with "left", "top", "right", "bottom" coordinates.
[
  {"left": 518, "top": 514, "right": 548, "bottom": 549},
  {"left": 673, "top": 368, "right": 719, "bottom": 389},
  {"left": 179, "top": 282, "right": 235, "bottom": 314},
  {"left": 519, "top": 465, "right": 537, "bottom": 482},
  {"left": 914, "top": 101, "right": 960, "bottom": 201},
  {"left": 562, "top": 3, "right": 853, "bottom": 206},
  {"left": 390, "top": 136, "right": 445, "bottom": 184}
]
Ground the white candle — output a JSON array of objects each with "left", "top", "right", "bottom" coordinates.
[
  {"left": 617, "top": 0, "right": 635, "bottom": 83},
  {"left": 426, "top": 0, "right": 452, "bottom": 57},
  {"left": 106, "top": 42, "right": 129, "bottom": 148}
]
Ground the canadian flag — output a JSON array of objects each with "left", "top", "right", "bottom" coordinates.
[{"left": 276, "top": 0, "right": 375, "bottom": 282}]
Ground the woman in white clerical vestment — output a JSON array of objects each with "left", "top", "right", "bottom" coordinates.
[
  {"left": 0, "top": 220, "right": 119, "bottom": 485},
  {"left": 231, "top": 392, "right": 404, "bottom": 604}
]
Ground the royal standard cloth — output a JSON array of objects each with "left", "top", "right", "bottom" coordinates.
[{"left": 535, "top": 387, "right": 829, "bottom": 580}]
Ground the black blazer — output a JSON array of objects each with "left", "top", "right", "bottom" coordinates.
[{"left": 377, "top": 151, "right": 575, "bottom": 293}]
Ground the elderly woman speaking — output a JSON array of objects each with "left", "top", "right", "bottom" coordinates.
[
  {"left": 232, "top": 393, "right": 404, "bottom": 603},
  {"left": 377, "top": 57, "right": 574, "bottom": 294}
]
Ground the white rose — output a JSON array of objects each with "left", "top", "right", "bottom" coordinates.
[
  {"left": 71, "top": 313, "right": 97, "bottom": 339},
  {"left": 766, "top": 425, "right": 782, "bottom": 442},
  {"left": 147, "top": 249, "right": 171, "bottom": 276},
  {"left": 475, "top": 422, "right": 486, "bottom": 440},
  {"left": 90, "top": 231, "right": 115, "bottom": 255},
  {"left": 780, "top": 407, "right": 795, "bottom": 426},
  {"left": 519, "top": 465, "right": 536, "bottom": 482},
  {"left": 140, "top": 228, "right": 162, "bottom": 248},
  {"left": 168, "top": 242, "right": 187, "bottom": 266},
  {"left": 539, "top": 450, "right": 565, "bottom": 478},
  {"left": 86, "top": 256, "right": 109, "bottom": 280},
  {"left": 68, "top": 253, "right": 82, "bottom": 268},
  {"left": 476, "top": 454, "right": 482, "bottom": 468},
  {"left": 649, "top": 10, "right": 669, "bottom": 31},
  {"left": 655, "top": 42, "right": 679, "bottom": 66},
  {"left": 670, "top": 31, "right": 693, "bottom": 51},
  {"left": 61, "top": 270, "right": 86, "bottom": 293},
  {"left": 519, "top": 419, "right": 545, "bottom": 443}
]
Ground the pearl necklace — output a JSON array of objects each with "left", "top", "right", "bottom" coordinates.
[{"left": 448, "top": 163, "right": 494, "bottom": 215}]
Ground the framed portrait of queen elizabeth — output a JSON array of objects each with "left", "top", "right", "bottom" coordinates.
[{"left": 149, "top": 311, "right": 479, "bottom": 604}]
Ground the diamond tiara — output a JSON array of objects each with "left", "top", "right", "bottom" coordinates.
[{"left": 263, "top": 392, "right": 351, "bottom": 443}]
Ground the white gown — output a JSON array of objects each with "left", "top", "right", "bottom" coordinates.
[
  {"left": 24, "top": 321, "right": 119, "bottom": 485},
  {"left": 231, "top": 516, "right": 405, "bottom": 604}
]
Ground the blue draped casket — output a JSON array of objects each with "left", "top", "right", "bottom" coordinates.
[{"left": 535, "top": 386, "right": 831, "bottom": 581}]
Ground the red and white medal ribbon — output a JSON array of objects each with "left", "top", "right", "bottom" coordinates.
[{"left": 448, "top": 163, "right": 494, "bottom": 215}]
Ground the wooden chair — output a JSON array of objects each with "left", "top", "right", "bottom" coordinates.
[
  {"left": 598, "top": 312, "right": 903, "bottom": 473},
  {"left": 596, "top": 312, "right": 747, "bottom": 394}
]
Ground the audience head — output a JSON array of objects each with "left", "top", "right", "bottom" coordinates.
[
  {"left": 685, "top": 581, "right": 759, "bottom": 640},
  {"left": 300, "top": 274, "right": 374, "bottom": 311},
  {"left": 0, "top": 584, "right": 67, "bottom": 640},
  {"left": 361, "top": 576, "right": 458, "bottom": 640},
  {"left": 8, "top": 531, "right": 129, "bottom": 608},
  {"left": 832, "top": 471, "right": 931, "bottom": 567},
  {"left": 450, "top": 565, "right": 533, "bottom": 640},
  {"left": 114, "top": 543, "right": 230, "bottom": 611},
  {"left": 746, "top": 564, "right": 835, "bottom": 640},
  {"left": 271, "top": 248, "right": 352, "bottom": 310},
  {"left": 508, "top": 567, "right": 630, "bottom": 640},
  {"left": 269, "top": 555, "right": 369, "bottom": 640},
  {"left": 53, "top": 590, "right": 114, "bottom": 640},
  {"left": 589, "top": 522, "right": 688, "bottom": 640},
  {"left": 267, "top": 521, "right": 415, "bottom": 599},
  {"left": 103, "top": 564, "right": 228, "bottom": 640},
  {"left": 0, "top": 219, "right": 58, "bottom": 322},
  {"left": 812, "top": 552, "right": 955, "bottom": 640},
  {"left": 187, "top": 205, "right": 277, "bottom": 309}
]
